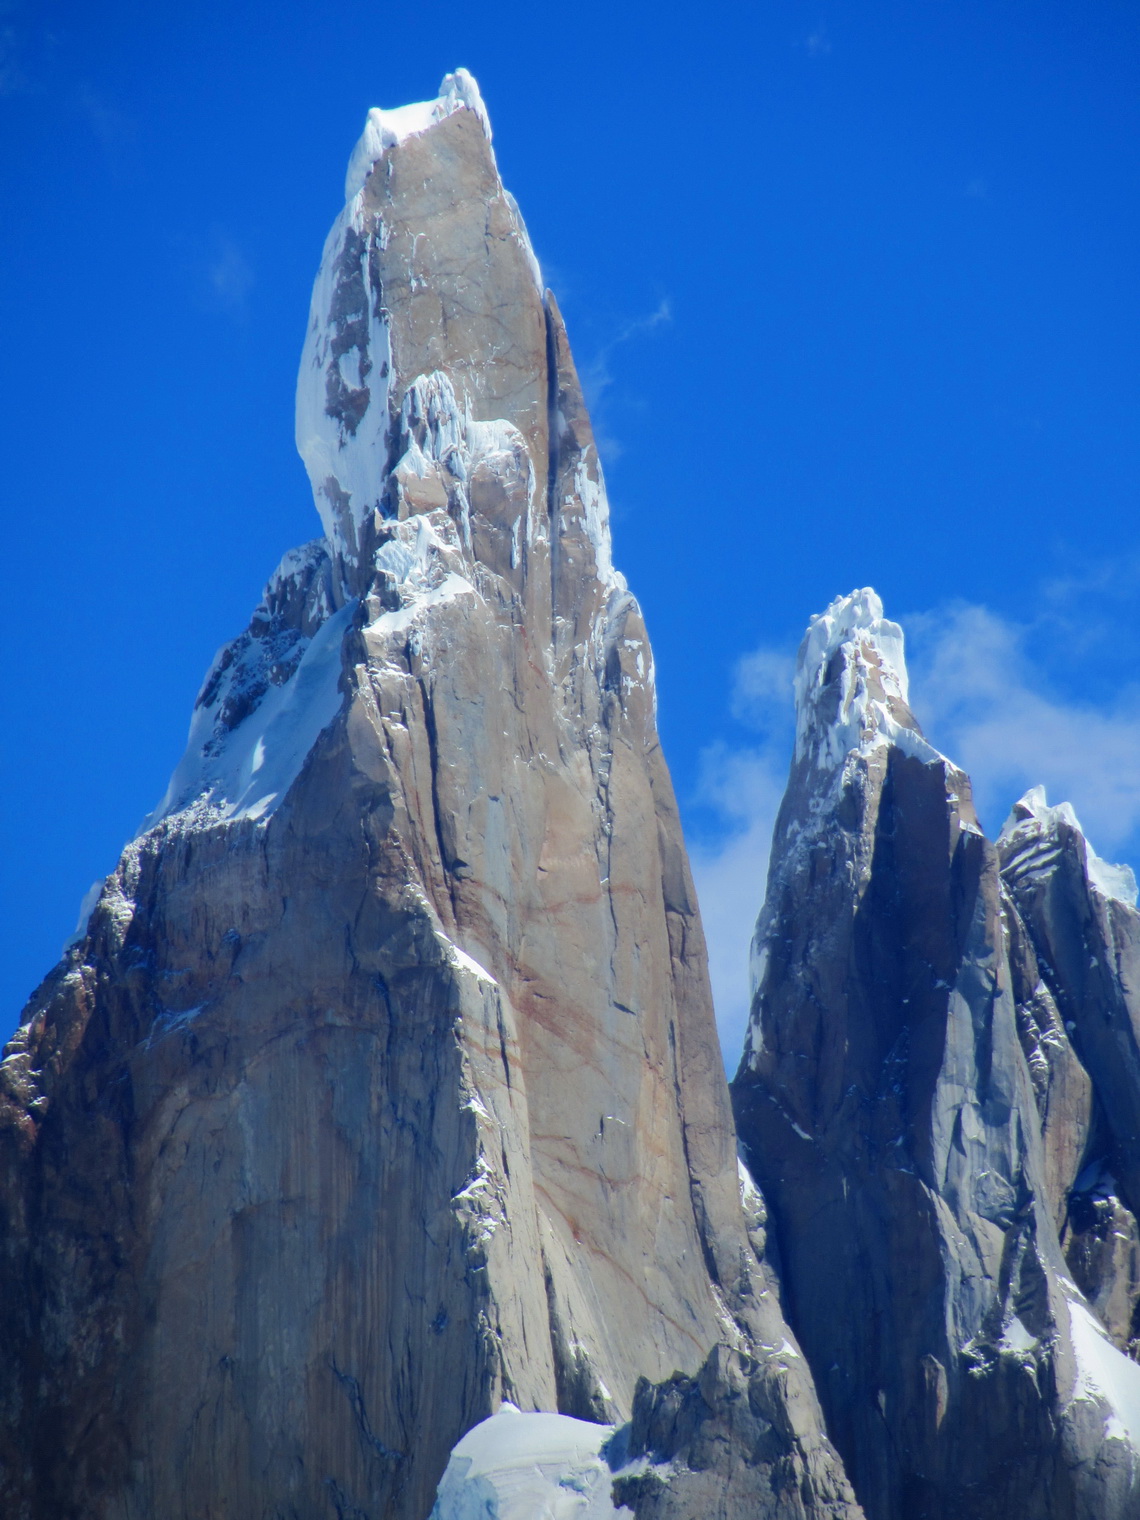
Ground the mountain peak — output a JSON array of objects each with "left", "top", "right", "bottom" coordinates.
[
  {"left": 297, "top": 72, "right": 544, "bottom": 574},
  {"left": 1001, "top": 784, "right": 1139, "bottom": 907},
  {"left": 344, "top": 68, "right": 490, "bottom": 199},
  {"left": 793, "top": 587, "right": 936, "bottom": 770}
]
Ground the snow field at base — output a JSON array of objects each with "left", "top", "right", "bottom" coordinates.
[{"left": 428, "top": 1406, "right": 631, "bottom": 1520}]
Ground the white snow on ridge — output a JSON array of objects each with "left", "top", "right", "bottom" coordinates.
[
  {"left": 142, "top": 600, "right": 355, "bottom": 832},
  {"left": 62, "top": 879, "right": 106, "bottom": 954},
  {"left": 429, "top": 1405, "right": 629, "bottom": 1520},
  {"left": 344, "top": 69, "right": 491, "bottom": 200},
  {"left": 1001, "top": 785, "right": 1139, "bottom": 909}
]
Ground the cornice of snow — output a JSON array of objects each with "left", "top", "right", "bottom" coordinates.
[
  {"left": 344, "top": 68, "right": 491, "bottom": 201},
  {"left": 794, "top": 587, "right": 944, "bottom": 771},
  {"left": 1000, "top": 784, "right": 1139, "bottom": 909}
]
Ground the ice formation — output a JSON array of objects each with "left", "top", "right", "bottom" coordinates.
[
  {"left": 793, "top": 588, "right": 945, "bottom": 771},
  {"left": 428, "top": 1405, "right": 626, "bottom": 1520},
  {"left": 1000, "top": 784, "right": 1139, "bottom": 908}
]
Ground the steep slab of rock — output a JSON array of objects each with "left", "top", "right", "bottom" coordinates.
[
  {"left": 1000, "top": 788, "right": 1140, "bottom": 1353},
  {"left": 0, "top": 74, "right": 857, "bottom": 1520},
  {"left": 731, "top": 589, "right": 1140, "bottom": 1520}
]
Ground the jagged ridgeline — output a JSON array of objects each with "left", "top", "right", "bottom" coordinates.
[
  {"left": 733, "top": 589, "right": 1140, "bottom": 1520},
  {"left": 0, "top": 73, "right": 859, "bottom": 1520}
]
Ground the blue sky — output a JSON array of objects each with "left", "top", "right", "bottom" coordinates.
[{"left": 3, "top": 0, "right": 1139, "bottom": 1064}]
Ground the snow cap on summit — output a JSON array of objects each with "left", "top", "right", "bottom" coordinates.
[
  {"left": 794, "top": 588, "right": 939, "bottom": 769},
  {"left": 1001, "top": 785, "right": 1139, "bottom": 908},
  {"left": 344, "top": 69, "right": 490, "bottom": 199}
]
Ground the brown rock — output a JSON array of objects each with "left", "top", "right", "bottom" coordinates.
[{"left": 0, "top": 73, "right": 858, "bottom": 1520}]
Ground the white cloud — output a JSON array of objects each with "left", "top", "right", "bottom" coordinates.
[
  {"left": 204, "top": 233, "right": 254, "bottom": 318},
  {"left": 909, "top": 602, "right": 1140, "bottom": 857},
  {"left": 579, "top": 299, "right": 672, "bottom": 462},
  {"left": 690, "top": 595, "right": 1140, "bottom": 1071},
  {"left": 690, "top": 647, "right": 795, "bottom": 1071},
  {"left": 690, "top": 743, "right": 787, "bottom": 1074}
]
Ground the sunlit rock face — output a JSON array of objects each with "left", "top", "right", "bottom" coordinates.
[
  {"left": 732, "top": 588, "right": 1140, "bottom": 1520},
  {"left": 0, "top": 73, "right": 858, "bottom": 1520}
]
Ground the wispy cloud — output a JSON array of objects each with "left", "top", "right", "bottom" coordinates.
[
  {"left": 205, "top": 233, "right": 254, "bottom": 317},
  {"left": 909, "top": 601, "right": 1140, "bottom": 856},
  {"left": 690, "top": 645, "right": 796, "bottom": 1069},
  {"left": 691, "top": 588, "right": 1140, "bottom": 1069},
  {"left": 178, "top": 229, "right": 255, "bottom": 320},
  {"left": 798, "top": 21, "right": 832, "bottom": 56},
  {"left": 78, "top": 85, "right": 135, "bottom": 161},
  {"left": 579, "top": 299, "right": 672, "bottom": 462},
  {"left": 691, "top": 743, "right": 789, "bottom": 1074}
]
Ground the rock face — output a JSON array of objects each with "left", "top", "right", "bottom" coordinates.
[
  {"left": 999, "top": 789, "right": 1140, "bottom": 1357},
  {"left": 0, "top": 74, "right": 857, "bottom": 1520},
  {"left": 732, "top": 589, "right": 1140, "bottom": 1520}
]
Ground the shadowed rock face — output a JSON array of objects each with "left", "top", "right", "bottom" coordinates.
[
  {"left": 0, "top": 73, "right": 858, "bottom": 1520},
  {"left": 999, "top": 790, "right": 1140, "bottom": 1355},
  {"left": 732, "top": 590, "right": 1140, "bottom": 1520}
]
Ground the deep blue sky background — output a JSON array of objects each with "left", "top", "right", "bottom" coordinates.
[{"left": 3, "top": 0, "right": 1140, "bottom": 1059}]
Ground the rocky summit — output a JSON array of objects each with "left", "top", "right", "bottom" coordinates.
[
  {"left": 0, "top": 72, "right": 855, "bottom": 1520},
  {"left": 732, "top": 588, "right": 1140, "bottom": 1520},
  {"left": 2, "top": 68, "right": 1137, "bottom": 1520}
]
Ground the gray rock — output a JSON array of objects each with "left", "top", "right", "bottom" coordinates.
[
  {"left": 731, "top": 589, "right": 1140, "bottom": 1520},
  {"left": 613, "top": 1344, "right": 859, "bottom": 1520},
  {"left": 1000, "top": 787, "right": 1140, "bottom": 1355},
  {"left": 0, "top": 73, "right": 857, "bottom": 1520}
]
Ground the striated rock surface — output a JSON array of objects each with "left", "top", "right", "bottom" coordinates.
[
  {"left": 999, "top": 787, "right": 1140, "bottom": 1355},
  {"left": 732, "top": 589, "right": 1140, "bottom": 1520},
  {"left": 0, "top": 73, "right": 857, "bottom": 1520}
]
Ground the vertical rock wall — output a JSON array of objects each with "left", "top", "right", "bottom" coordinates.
[
  {"left": 732, "top": 589, "right": 1140, "bottom": 1520},
  {"left": 0, "top": 74, "right": 857, "bottom": 1520}
]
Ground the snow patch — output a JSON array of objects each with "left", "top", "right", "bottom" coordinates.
[
  {"left": 368, "top": 572, "right": 477, "bottom": 638},
  {"left": 1000, "top": 1317, "right": 1037, "bottom": 1354},
  {"left": 143, "top": 602, "right": 355, "bottom": 831},
  {"left": 446, "top": 942, "right": 498, "bottom": 988},
  {"left": 295, "top": 200, "right": 393, "bottom": 563},
  {"left": 1001, "top": 785, "right": 1138, "bottom": 909},
  {"left": 1066, "top": 1294, "right": 1140, "bottom": 1449},
  {"left": 738, "top": 1155, "right": 763, "bottom": 1209},
  {"left": 429, "top": 1405, "right": 627, "bottom": 1519},
  {"left": 63, "top": 879, "right": 105, "bottom": 952}
]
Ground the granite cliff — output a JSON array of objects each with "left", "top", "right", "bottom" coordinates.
[
  {"left": 732, "top": 589, "right": 1140, "bottom": 1520},
  {"left": 0, "top": 74, "right": 858, "bottom": 1520}
]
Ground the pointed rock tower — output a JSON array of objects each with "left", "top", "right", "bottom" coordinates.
[
  {"left": 732, "top": 588, "right": 1140, "bottom": 1520},
  {"left": 0, "top": 74, "right": 857, "bottom": 1520}
]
